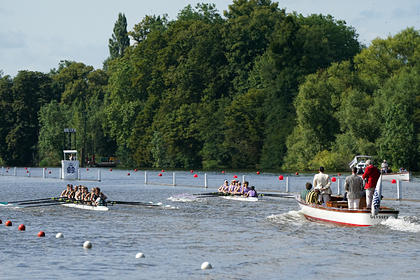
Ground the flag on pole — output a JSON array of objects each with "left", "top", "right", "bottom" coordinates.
[{"left": 371, "top": 175, "right": 382, "bottom": 215}]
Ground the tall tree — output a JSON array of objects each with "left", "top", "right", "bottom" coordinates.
[{"left": 108, "top": 13, "right": 130, "bottom": 60}]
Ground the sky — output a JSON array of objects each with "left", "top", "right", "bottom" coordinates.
[{"left": 1, "top": 0, "right": 419, "bottom": 77}]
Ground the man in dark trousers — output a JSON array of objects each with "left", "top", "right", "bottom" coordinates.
[{"left": 362, "top": 159, "right": 380, "bottom": 209}]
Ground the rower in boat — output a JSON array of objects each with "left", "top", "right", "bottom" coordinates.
[
  {"left": 242, "top": 182, "right": 251, "bottom": 196},
  {"left": 60, "top": 184, "right": 73, "bottom": 198},
  {"left": 245, "top": 186, "right": 258, "bottom": 197},
  {"left": 74, "top": 185, "right": 82, "bottom": 201},
  {"left": 94, "top": 191, "right": 107, "bottom": 206},
  {"left": 233, "top": 181, "right": 242, "bottom": 194},
  {"left": 218, "top": 180, "right": 229, "bottom": 192},
  {"left": 234, "top": 181, "right": 249, "bottom": 195},
  {"left": 69, "top": 185, "right": 79, "bottom": 200},
  {"left": 222, "top": 180, "right": 236, "bottom": 194}
]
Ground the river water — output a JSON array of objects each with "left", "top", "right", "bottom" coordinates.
[{"left": 1, "top": 168, "right": 420, "bottom": 279}]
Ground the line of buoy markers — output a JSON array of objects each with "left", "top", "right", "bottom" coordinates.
[{"left": 2, "top": 217, "right": 213, "bottom": 269}]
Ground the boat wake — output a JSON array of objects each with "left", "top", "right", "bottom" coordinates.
[
  {"left": 266, "top": 210, "right": 307, "bottom": 226},
  {"left": 382, "top": 216, "right": 420, "bottom": 232}
]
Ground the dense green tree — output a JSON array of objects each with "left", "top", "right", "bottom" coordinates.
[
  {"left": 109, "top": 13, "right": 130, "bottom": 60},
  {"left": 223, "top": 0, "right": 285, "bottom": 95},
  {"left": 2, "top": 71, "right": 55, "bottom": 165},
  {"left": 38, "top": 100, "right": 73, "bottom": 166},
  {"left": 223, "top": 89, "right": 266, "bottom": 168}
]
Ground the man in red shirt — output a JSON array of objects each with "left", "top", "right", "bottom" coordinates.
[{"left": 362, "top": 159, "right": 380, "bottom": 209}]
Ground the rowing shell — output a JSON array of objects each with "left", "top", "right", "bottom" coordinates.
[
  {"left": 61, "top": 203, "right": 109, "bottom": 211},
  {"left": 221, "top": 196, "right": 259, "bottom": 202}
]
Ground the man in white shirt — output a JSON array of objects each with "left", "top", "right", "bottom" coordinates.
[{"left": 313, "top": 166, "right": 332, "bottom": 203}]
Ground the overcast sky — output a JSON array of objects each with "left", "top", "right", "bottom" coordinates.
[{"left": 1, "top": 0, "right": 419, "bottom": 77}]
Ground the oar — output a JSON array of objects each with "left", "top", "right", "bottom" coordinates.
[
  {"left": 191, "top": 192, "right": 222, "bottom": 196},
  {"left": 7, "top": 197, "right": 67, "bottom": 204},
  {"left": 17, "top": 198, "right": 71, "bottom": 206},
  {"left": 107, "top": 201, "right": 163, "bottom": 207},
  {"left": 19, "top": 202, "right": 67, "bottom": 208}
]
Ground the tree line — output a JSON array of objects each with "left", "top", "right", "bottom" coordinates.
[{"left": 1, "top": 0, "right": 419, "bottom": 172}]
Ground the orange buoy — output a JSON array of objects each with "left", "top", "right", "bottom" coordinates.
[
  {"left": 331, "top": 177, "right": 337, "bottom": 182},
  {"left": 391, "top": 179, "right": 397, "bottom": 184},
  {"left": 7, "top": 167, "right": 9, "bottom": 169},
  {"left": 45, "top": 167, "right": 47, "bottom": 170},
  {"left": 134, "top": 169, "right": 137, "bottom": 172},
  {"left": 127, "top": 173, "right": 130, "bottom": 176},
  {"left": 257, "top": 171, "right": 260, "bottom": 175},
  {"left": 26, "top": 170, "right": 29, "bottom": 173},
  {"left": 233, "top": 175, "right": 238, "bottom": 179},
  {"left": 109, "top": 168, "right": 112, "bottom": 171},
  {"left": 194, "top": 174, "right": 198, "bottom": 178},
  {"left": 159, "top": 173, "right": 162, "bottom": 177},
  {"left": 25, "top": 167, "right": 27, "bottom": 170},
  {"left": 222, "top": 171, "right": 225, "bottom": 174},
  {"left": 338, "top": 173, "right": 341, "bottom": 176},
  {"left": 5, "top": 220, "right": 12, "bottom": 226},
  {"left": 38, "top": 231, "right": 45, "bottom": 237},
  {"left": 18, "top": 224, "right": 25, "bottom": 231},
  {"left": 162, "top": 169, "right": 165, "bottom": 172},
  {"left": 295, "top": 172, "right": 299, "bottom": 175},
  {"left": 48, "top": 171, "right": 51, "bottom": 174},
  {"left": 191, "top": 170, "right": 194, "bottom": 173},
  {"left": 279, "top": 175, "right": 283, "bottom": 180},
  {"left": 86, "top": 168, "right": 89, "bottom": 171}
]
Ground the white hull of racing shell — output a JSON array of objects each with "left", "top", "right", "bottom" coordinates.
[
  {"left": 296, "top": 196, "right": 398, "bottom": 227},
  {"left": 221, "top": 196, "right": 258, "bottom": 202},
  {"left": 61, "top": 203, "right": 109, "bottom": 211}
]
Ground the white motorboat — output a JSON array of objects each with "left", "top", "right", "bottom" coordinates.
[
  {"left": 221, "top": 196, "right": 258, "bottom": 202},
  {"left": 380, "top": 172, "right": 411, "bottom": 181},
  {"left": 61, "top": 203, "right": 109, "bottom": 211},
  {"left": 296, "top": 196, "right": 399, "bottom": 227},
  {"left": 349, "top": 155, "right": 411, "bottom": 181}
]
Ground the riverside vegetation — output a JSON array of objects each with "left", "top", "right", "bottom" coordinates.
[{"left": 1, "top": 0, "right": 419, "bottom": 172}]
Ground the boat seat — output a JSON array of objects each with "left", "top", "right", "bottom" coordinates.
[{"left": 326, "top": 201, "right": 348, "bottom": 208}]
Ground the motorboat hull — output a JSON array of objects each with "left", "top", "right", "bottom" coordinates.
[{"left": 296, "top": 197, "right": 398, "bottom": 227}]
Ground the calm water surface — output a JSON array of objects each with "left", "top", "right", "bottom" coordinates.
[{"left": 1, "top": 168, "right": 420, "bottom": 279}]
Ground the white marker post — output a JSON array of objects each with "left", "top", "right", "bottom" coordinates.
[
  {"left": 145, "top": 171, "right": 148, "bottom": 184},
  {"left": 397, "top": 180, "right": 402, "bottom": 200},
  {"left": 205, "top": 173, "right": 208, "bottom": 189},
  {"left": 98, "top": 169, "right": 101, "bottom": 182},
  {"left": 286, "top": 177, "right": 289, "bottom": 193},
  {"left": 173, "top": 172, "right": 176, "bottom": 187},
  {"left": 337, "top": 179, "right": 341, "bottom": 195}
]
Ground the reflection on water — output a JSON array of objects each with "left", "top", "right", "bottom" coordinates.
[{"left": 1, "top": 168, "right": 420, "bottom": 279}]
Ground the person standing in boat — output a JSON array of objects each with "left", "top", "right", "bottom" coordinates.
[
  {"left": 313, "top": 166, "right": 332, "bottom": 204},
  {"left": 300, "top": 182, "right": 312, "bottom": 201},
  {"left": 344, "top": 167, "right": 364, "bottom": 209},
  {"left": 362, "top": 159, "right": 380, "bottom": 209},
  {"left": 381, "top": 160, "right": 388, "bottom": 174}
]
